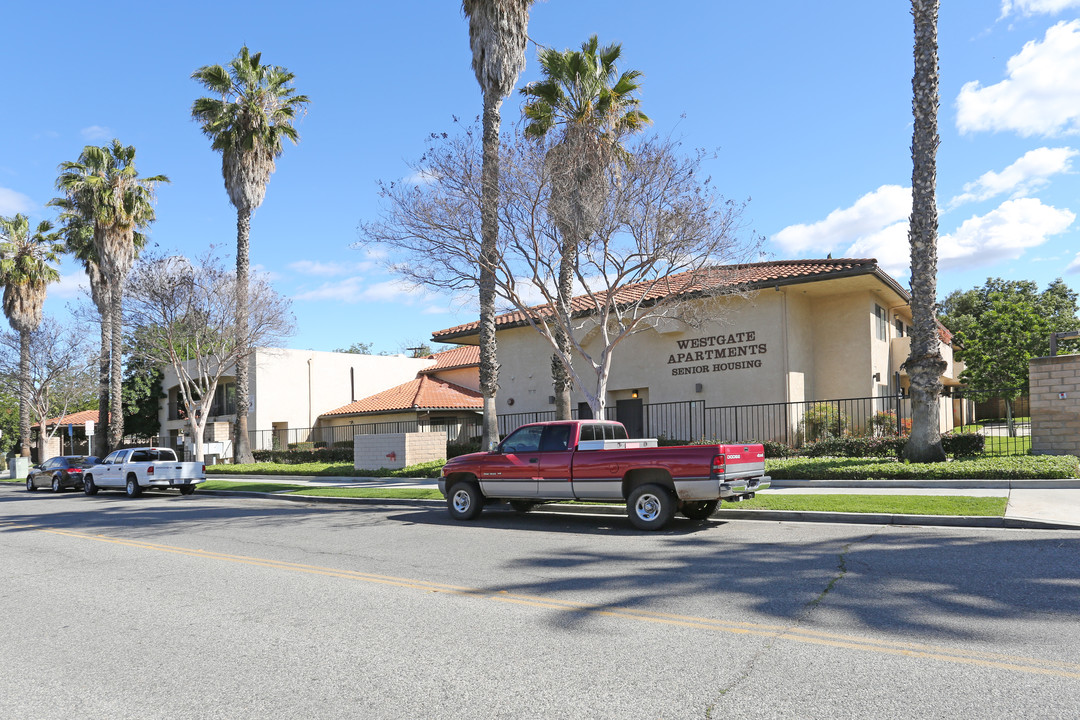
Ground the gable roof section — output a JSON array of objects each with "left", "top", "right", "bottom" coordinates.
[
  {"left": 44, "top": 409, "right": 102, "bottom": 427},
  {"left": 321, "top": 375, "right": 482, "bottom": 417},
  {"left": 431, "top": 258, "right": 908, "bottom": 343},
  {"left": 419, "top": 345, "right": 480, "bottom": 374}
]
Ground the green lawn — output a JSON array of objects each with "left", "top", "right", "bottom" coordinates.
[
  {"left": 289, "top": 487, "right": 444, "bottom": 500},
  {"left": 766, "top": 454, "right": 1076, "bottom": 479},
  {"left": 722, "top": 493, "right": 1007, "bottom": 516},
  {"left": 200, "top": 480, "right": 309, "bottom": 493},
  {"left": 206, "top": 460, "right": 443, "bottom": 478}
]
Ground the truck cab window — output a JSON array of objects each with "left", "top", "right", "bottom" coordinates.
[
  {"left": 540, "top": 425, "right": 571, "bottom": 452},
  {"left": 500, "top": 426, "right": 544, "bottom": 454}
]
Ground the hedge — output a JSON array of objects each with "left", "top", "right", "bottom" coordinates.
[
  {"left": 253, "top": 447, "right": 353, "bottom": 464},
  {"left": 765, "top": 454, "right": 1078, "bottom": 480}
]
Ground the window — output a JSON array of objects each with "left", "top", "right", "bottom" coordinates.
[
  {"left": 894, "top": 319, "right": 904, "bottom": 337},
  {"left": 500, "top": 426, "right": 544, "bottom": 454},
  {"left": 875, "top": 304, "right": 888, "bottom": 341},
  {"left": 540, "top": 425, "right": 571, "bottom": 452}
]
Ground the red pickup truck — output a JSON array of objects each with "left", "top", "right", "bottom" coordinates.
[{"left": 439, "top": 420, "right": 769, "bottom": 530}]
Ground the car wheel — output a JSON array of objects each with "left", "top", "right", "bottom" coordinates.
[
  {"left": 627, "top": 484, "right": 676, "bottom": 531},
  {"left": 125, "top": 476, "right": 142, "bottom": 498},
  {"left": 83, "top": 476, "right": 98, "bottom": 496},
  {"left": 681, "top": 499, "right": 719, "bottom": 520},
  {"left": 52, "top": 476, "right": 62, "bottom": 493},
  {"left": 447, "top": 481, "right": 484, "bottom": 521},
  {"left": 179, "top": 485, "right": 196, "bottom": 496},
  {"left": 509, "top": 500, "right": 537, "bottom": 513},
  {"left": 26, "top": 476, "right": 36, "bottom": 492}
]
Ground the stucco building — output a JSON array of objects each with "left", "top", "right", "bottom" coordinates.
[{"left": 431, "top": 258, "right": 967, "bottom": 444}]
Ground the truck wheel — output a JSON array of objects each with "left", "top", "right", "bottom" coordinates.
[
  {"left": 52, "top": 476, "right": 62, "bottom": 493},
  {"left": 26, "top": 476, "right": 36, "bottom": 492},
  {"left": 179, "top": 485, "right": 196, "bottom": 496},
  {"left": 628, "top": 484, "right": 675, "bottom": 530},
  {"left": 83, "top": 476, "right": 98, "bottom": 496},
  {"left": 447, "top": 481, "right": 484, "bottom": 521},
  {"left": 509, "top": 500, "right": 537, "bottom": 513},
  {"left": 681, "top": 500, "right": 719, "bottom": 520},
  {"left": 125, "top": 476, "right": 142, "bottom": 498}
]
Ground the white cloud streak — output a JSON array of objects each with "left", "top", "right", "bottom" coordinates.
[
  {"left": 1000, "top": 0, "right": 1080, "bottom": 17},
  {"left": 80, "top": 125, "right": 113, "bottom": 141},
  {"left": 772, "top": 185, "right": 911, "bottom": 255},
  {"left": 939, "top": 197, "right": 1075, "bottom": 270},
  {"left": 0, "top": 187, "right": 34, "bottom": 215},
  {"left": 949, "top": 146, "right": 1078, "bottom": 208},
  {"left": 957, "top": 20, "right": 1080, "bottom": 137}
]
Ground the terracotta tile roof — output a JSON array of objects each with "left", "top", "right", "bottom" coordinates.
[
  {"left": 419, "top": 345, "right": 480, "bottom": 374},
  {"left": 321, "top": 375, "right": 482, "bottom": 417},
  {"left": 432, "top": 258, "right": 905, "bottom": 342},
  {"left": 44, "top": 409, "right": 102, "bottom": 426}
]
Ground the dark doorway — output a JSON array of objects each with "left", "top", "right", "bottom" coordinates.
[
  {"left": 616, "top": 399, "right": 644, "bottom": 438},
  {"left": 577, "top": 402, "right": 593, "bottom": 420}
]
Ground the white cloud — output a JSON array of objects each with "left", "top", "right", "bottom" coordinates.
[
  {"left": 844, "top": 221, "right": 911, "bottom": 277},
  {"left": 1001, "top": 0, "right": 1080, "bottom": 17},
  {"left": 80, "top": 125, "right": 113, "bottom": 141},
  {"left": 0, "top": 187, "right": 34, "bottom": 215},
  {"left": 772, "top": 185, "right": 911, "bottom": 255},
  {"left": 403, "top": 169, "right": 439, "bottom": 186},
  {"left": 49, "top": 271, "right": 89, "bottom": 300},
  {"left": 292, "top": 276, "right": 440, "bottom": 305},
  {"left": 949, "top": 146, "right": 1078, "bottom": 207},
  {"left": 957, "top": 20, "right": 1080, "bottom": 137},
  {"left": 939, "top": 197, "right": 1075, "bottom": 270},
  {"left": 288, "top": 259, "right": 375, "bottom": 277}
]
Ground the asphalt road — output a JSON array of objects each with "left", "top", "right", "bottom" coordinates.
[{"left": 3, "top": 488, "right": 1080, "bottom": 719}]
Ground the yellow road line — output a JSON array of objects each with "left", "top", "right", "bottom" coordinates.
[{"left": 31, "top": 526, "right": 1080, "bottom": 680}]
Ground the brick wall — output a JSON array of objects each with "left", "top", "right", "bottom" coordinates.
[
  {"left": 354, "top": 432, "right": 447, "bottom": 470},
  {"left": 1030, "top": 354, "right": 1080, "bottom": 457}
]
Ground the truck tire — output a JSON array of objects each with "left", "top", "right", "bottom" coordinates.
[
  {"left": 681, "top": 499, "right": 719, "bottom": 520},
  {"left": 628, "top": 484, "right": 676, "bottom": 530},
  {"left": 83, "top": 476, "right": 99, "bottom": 495},
  {"left": 447, "top": 481, "right": 484, "bottom": 521},
  {"left": 179, "top": 485, "right": 196, "bottom": 496},
  {"left": 125, "top": 476, "right": 142, "bottom": 498},
  {"left": 509, "top": 500, "right": 537, "bottom": 513}
]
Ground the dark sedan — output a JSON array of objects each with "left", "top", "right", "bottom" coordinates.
[{"left": 26, "top": 456, "right": 99, "bottom": 493}]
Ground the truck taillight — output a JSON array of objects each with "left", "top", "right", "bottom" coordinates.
[
  {"left": 202, "top": 465, "right": 206, "bottom": 474},
  {"left": 711, "top": 454, "right": 726, "bottom": 475},
  {"left": 147, "top": 466, "right": 154, "bottom": 475}
]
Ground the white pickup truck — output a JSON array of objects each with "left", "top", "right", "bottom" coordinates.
[{"left": 82, "top": 447, "right": 206, "bottom": 498}]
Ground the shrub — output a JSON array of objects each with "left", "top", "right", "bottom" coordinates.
[
  {"left": 447, "top": 440, "right": 482, "bottom": 458},
  {"left": 941, "top": 432, "right": 985, "bottom": 458},
  {"left": 801, "top": 436, "right": 905, "bottom": 458},
  {"left": 332, "top": 440, "right": 354, "bottom": 449},
  {"left": 252, "top": 447, "right": 353, "bottom": 464},
  {"left": 762, "top": 441, "right": 796, "bottom": 458},
  {"left": 867, "top": 411, "right": 899, "bottom": 437},
  {"left": 765, "top": 455, "right": 1078, "bottom": 480},
  {"left": 801, "top": 403, "right": 847, "bottom": 441},
  {"left": 287, "top": 441, "right": 315, "bottom": 452}
]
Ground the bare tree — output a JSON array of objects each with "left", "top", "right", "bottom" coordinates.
[
  {"left": 362, "top": 128, "right": 760, "bottom": 417},
  {"left": 0, "top": 316, "right": 96, "bottom": 459},
  {"left": 124, "top": 252, "right": 295, "bottom": 462}
]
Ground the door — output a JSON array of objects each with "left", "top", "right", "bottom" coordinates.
[
  {"left": 616, "top": 399, "right": 644, "bottom": 439},
  {"left": 536, "top": 424, "right": 575, "bottom": 499},
  {"left": 477, "top": 425, "right": 542, "bottom": 498}
]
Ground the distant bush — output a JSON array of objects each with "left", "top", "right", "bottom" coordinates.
[
  {"left": 766, "top": 455, "right": 1078, "bottom": 480},
  {"left": 801, "top": 436, "right": 906, "bottom": 458},
  {"left": 331, "top": 440, "right": 354, "bottom": 449},
  {"left": 447, "top": 440, "right": 482, "bottom": 458},
  {"left": 762, "top": 441, "right": 796, "bottom": 458},
  {"left": 941, "top": 432, "right": 985, "bottom": 458},
  {"left": 801, "top": 403, "right": 847, "bottom": 441},
  {"left": 253, "top": 447, "right": 352, "bottom": 464},
  {"left": 287, "top": 441, "right": 315, "bottom": 452}
]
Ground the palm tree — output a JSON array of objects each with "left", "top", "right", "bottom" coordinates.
[
  {"left": 191, "top": 46, "right": 309, "bottom": 464},
  {"left": 54, "top": 141, "right": 168, "bottom": 453},
  {"left": 0, "top": 214, "right": 62, "bottom": 458},
  {"left": 49, "top": 200, "right": 111, "bottom": 456},
  {"left": 520, "top": 35, "right": 650, "bottom": 419},
  {"left": 903, "top": 0, "right": 947, "bottom": 463},
  {"left": 462, "top": 0, "right": 534, "bottom": 450}
]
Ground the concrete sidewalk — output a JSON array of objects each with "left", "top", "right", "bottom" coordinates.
[{"left": 204, "top": 474, "right": 1080, "bottom": 530}]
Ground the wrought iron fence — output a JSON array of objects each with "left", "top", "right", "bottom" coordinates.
[{"left": 247, "top": 420, "right": 482, "bottom": 452}]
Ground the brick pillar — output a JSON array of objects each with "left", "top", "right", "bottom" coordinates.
[{"left": 1030, "top": 354, "right": 1080, "bottom": 457}]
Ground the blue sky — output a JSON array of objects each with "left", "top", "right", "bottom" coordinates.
[{"left": 3, "top": 0, "right": 1080, "bottom": 353}]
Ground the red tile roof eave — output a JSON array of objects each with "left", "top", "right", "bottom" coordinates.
[{"left": 431, "top": 261, "right": 910, "bottom": 343}]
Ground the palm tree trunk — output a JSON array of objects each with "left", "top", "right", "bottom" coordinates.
[
  {"left": 96, "top": 310, "right": 110, "bottom": 457},
  {"left": 19, "top": 329, "right": 31, "bottom": 458},
  {"left": 902, "top": 0, "right": 947, "bottom": 463},
  {"left": 107, "top": 284, "right": 125, "bottom": 450},
  {"left": 478, "top": 90, "right": 502, "bottom": 451},
  {"left": 233, "top": 208, "right": 255, "bottom": 464},
  {"left": 552, "top": 239, "right": 576, "bottom": 419}
]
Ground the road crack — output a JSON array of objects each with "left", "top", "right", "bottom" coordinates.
[{"left": 704, "top": 528, "right": 883, "bottom": 717}]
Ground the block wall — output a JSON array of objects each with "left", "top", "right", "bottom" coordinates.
[
  {"left": 1029, "top": 354, "right": 1080, "bottom": 457},
  {"left": 354, "top": 432, "right": 447, "bottom": 471}
]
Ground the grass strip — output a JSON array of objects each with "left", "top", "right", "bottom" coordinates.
[
  {"left": 722, "top": 493, "right": 1007, "bottom": 516},
  {"left": 289, "top": 487, "right": 444, "bottom": 500},
  {"left": 200, "top": 480, "right": 310, "bottom": 493},
  {"left": 766, "top": 454, "right": 1077, "bottom": 480},
  {"left": 206, "top": 461, "right": 443, "bottom": 478}
]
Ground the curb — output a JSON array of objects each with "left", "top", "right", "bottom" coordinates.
[{"left": 196, "top": 489, "right": 1080, "bottom": 531}]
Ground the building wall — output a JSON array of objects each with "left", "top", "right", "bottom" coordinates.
[
  {"left": 431, "top": 366, "right": 479, "bottom": 391},
  {"left": 1030, "top": 354, "right": 1080, "bottom": 457},
  {"left": 353, "top": 431, "right": 446, "bottom": 470}
]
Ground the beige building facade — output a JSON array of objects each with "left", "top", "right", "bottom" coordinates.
[{"left": 433, "top": 259, "right": 966, "bottom": 443}]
